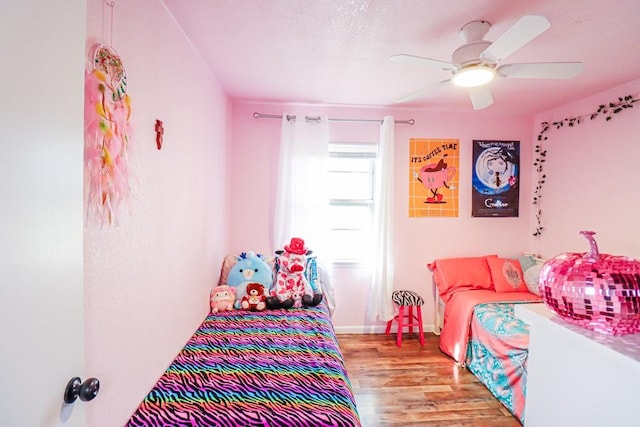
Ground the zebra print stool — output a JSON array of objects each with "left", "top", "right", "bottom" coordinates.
[{"left": 385, "top": 290, "right": 425, "bottom": 347}]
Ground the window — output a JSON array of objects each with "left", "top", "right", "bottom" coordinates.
[{"left": 327, "top": 142, "right": 377, "bottom": 263}]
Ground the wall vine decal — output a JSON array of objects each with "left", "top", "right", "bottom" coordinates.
[{"left": 533, "top": 94, "right": 638, "bottom": 237}]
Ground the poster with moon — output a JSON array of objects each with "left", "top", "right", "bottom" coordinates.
[{"left": 471, "top": 140, "right": 520, "bottom": 217}]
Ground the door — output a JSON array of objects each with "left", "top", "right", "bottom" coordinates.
[{"left": 0, "top": 1, "right": 87, "bottom": 426}]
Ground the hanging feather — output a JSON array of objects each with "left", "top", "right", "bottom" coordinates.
[{"left": 84, "top": 43, "right": 133, "bottom": 226}]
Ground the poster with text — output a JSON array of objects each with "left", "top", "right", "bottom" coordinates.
[
  {"left": 409, "top": 138, "right": 459, "bottom": 217},
  {"left": 471, "top": 140, "right": 520, "bottom": 217}
]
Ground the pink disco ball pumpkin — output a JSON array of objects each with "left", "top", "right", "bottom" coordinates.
[{"left": 539, "top": 230, "right": 640, "bottom": 335}]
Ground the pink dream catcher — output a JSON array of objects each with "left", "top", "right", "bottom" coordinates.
[{"left": 84, "top": 43, "right": 132, "bottom": 226}]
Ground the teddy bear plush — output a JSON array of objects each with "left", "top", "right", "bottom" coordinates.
[
  {"left": 241, "top": 282, "right": 267, "bottom": 311},
  {"left": 210, "top": 285, "right": 236, "bottom": 313},
  {"left": 266, "top": 237, "right": 323, "bottom": 309},
  {"left": 226, "top": 251, "right": 274, "bottom": 309}
]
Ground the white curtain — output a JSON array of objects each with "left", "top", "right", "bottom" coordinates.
[
  {"left": 272, "top": 114, "right": 329, "bottom": 256},
  {"left": 366, "top": 115, "right": 396, "bottom": 322}
]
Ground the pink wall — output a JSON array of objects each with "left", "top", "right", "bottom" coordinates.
[
  {"left": 530, "top": 78, "right": 640, "bottom": 259},
  {"left": 84, "top": 1, "right": 230, "bottom": 425},
  {"left": 230, "top": 101, "right": 534, "bottom": 332}
]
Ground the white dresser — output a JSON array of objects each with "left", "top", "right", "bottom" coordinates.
[{"left": 515, "top": 303, "right": 640, "bottom": 427}]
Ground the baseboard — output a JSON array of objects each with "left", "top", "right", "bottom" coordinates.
[{"left": 334, "top": 323, "right": 436, "bottom": 334}]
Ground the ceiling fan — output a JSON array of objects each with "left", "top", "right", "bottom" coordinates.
[{"left": 391, "top": 15, "right": 583, "bottom": 110}]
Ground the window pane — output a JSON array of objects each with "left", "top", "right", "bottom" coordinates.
[
  {"left": 328, "top": 171, "right": 372, "bottom": 200},
  {"left": 327, "top": 142, "right": 377, "bottom": 263},
  {"left": 329, "top": 204, "right": 372, "bottom": 230},
  {"left": 328, "top": 229, "right": 373, "bottom": 261},
  {"left": 329, "top": 156, "right": 371, "bottom": 173}
]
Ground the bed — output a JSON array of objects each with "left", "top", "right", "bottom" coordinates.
[
  {"left": 126, "top": 301, "right": 360, "bottom": 427},
  {"left": 428, "top": 255, "right": 543, "bottom": 423}
]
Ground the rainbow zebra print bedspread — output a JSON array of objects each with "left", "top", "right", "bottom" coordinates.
[{"left": 126, "top": 303, "right": 360, "bottom": 426}]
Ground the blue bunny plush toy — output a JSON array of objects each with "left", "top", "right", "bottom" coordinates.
[{"left": 226, "top": 252, "right": 273, "bottom": 309}]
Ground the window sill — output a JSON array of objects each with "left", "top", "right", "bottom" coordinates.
[{"left": 329, "top": 260, "right": 373, "bottom": 269}]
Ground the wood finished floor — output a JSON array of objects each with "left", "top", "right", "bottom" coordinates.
[{"left": 337, "top": 333, "right": 520, "bottom": 427}]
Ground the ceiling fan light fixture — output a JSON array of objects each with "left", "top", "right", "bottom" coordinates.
[{"left": 452, "top": 65, "right": 495, "bottom": 88}]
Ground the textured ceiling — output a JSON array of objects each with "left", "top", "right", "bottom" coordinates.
[{"left": 163, "top": 0, "right": 640, "bottom": 115}]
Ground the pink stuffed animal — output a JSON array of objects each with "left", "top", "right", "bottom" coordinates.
[
  {"left": 266, "top": 237, "right": 323, "bottom": 309},
  {"left": 210, "top": 285, "right": 236, "bottom": 313}
]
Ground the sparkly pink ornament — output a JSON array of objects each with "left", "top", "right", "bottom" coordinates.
[{"left": 540, "top": 231, "right": 640, "bottom": 335}]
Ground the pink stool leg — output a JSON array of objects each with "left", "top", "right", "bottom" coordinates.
[
  {"left": 385, "top": 317, "right": 393, "bottom": 335},
  {"left": 408, "top": 306, "right": 414, "bottom": 334},
  {"left": 396, "top": 306, "right": 405, "bottom": 347},
  {"left": 417, "top": 306, "right": 425, "bottom": 346}
]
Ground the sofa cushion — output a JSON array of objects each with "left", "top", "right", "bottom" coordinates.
[
  {"left": 518, "top": 254, "right": 545, "bottom": 296},
  {"left": 428, "top": 255, "right": 497, "bottom": 303},
  {"left": 487, "top": 257, "right": 528, "bottom": 293}
]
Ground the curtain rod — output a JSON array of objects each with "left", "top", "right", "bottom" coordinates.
[{"left": 253, "top": 112, "right": 415, "bottom": 125}]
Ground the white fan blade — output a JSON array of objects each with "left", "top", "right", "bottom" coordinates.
[
  {"left": 390, "top": 54, "right": 455, "bottom": 70},
  {"left": 497, "top": 62, "right": 584, "bottom": 79},
  {"left": 394, "top": 79, "right": 451, "bottom": 103},
  {"left": 468, "top": 85, "right": 493, "bottom": 110},
  {"left": 481, "top": 15, "right": 551, "bottom": 63}
]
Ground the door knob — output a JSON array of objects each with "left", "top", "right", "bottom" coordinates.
[{"left": 64, "top": 377, "right": 100, "bottom": 404}]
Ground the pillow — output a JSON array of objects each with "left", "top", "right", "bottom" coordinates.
[
  {"left": 428, "top": 255, "right": 497, "bottom": 303},
  {"left": 519, "top": 255, "right": 545, "bottom": 296},
  {"left": 487, "top": 257, "right": 528, "bottom": 293},
  {"left": 218, "top": 254, "right": 238, "bottom": 286}
]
